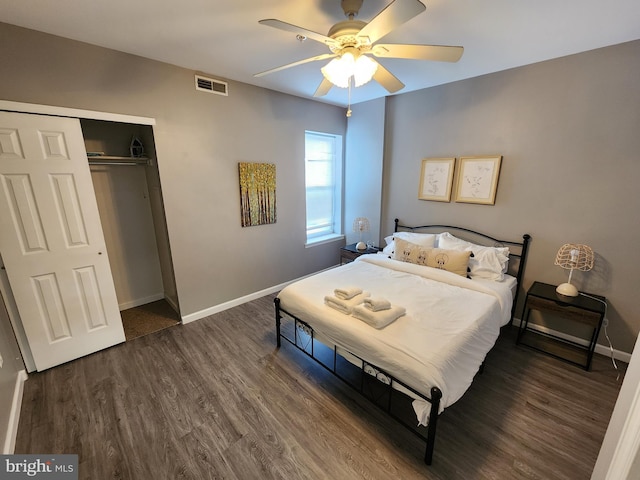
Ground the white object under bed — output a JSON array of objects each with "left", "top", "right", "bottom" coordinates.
[{"left": 277, "top": 254, "right": 516, "bottom": 417}]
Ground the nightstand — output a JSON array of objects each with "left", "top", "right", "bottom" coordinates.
[
  {"left": 340, "top": 243, "right": 381, "bottom": 264},
  {"left": 516, "top": 281, "right": 606, "bottom": 370}
]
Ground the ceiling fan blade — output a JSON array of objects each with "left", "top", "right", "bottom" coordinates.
[
  {"left": 372, "top": 61, "right": 405, "bottom": 93},
  {"left": 314, "top": 78, "right": 333, "bottom": 97},
  {"left": 372, "top": 44, "right": 464, "bottom": 62},
  {"left": 259, "top": 19, "right": 337, "bottom": 47},
  {"left": 254, "top": 53, "right": 336, "bottom": 77},
  {"left": 357, "top": 0, "right": 426, "bottom": 45}
]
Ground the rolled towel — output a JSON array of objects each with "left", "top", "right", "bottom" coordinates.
[
  {"left": 352, "top": 304, "right": 406, "bottom": 329},
  {"left": 363, "top": 296, "right": 391, "bottom": 312},
  {"left": 324, "top": 291, "right": 370, "bottom": 314},
  {"left": 364, "top": 364, "right": 391, "bottom": 385},
  {"left": 334, "top": 286, "right": 363, "bottom": 300}
]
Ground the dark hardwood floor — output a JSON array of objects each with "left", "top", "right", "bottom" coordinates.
[{"left": 15, "top": 293, "right": 624, "bottom": 479}]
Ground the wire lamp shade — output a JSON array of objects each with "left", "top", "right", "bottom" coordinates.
[
  {"left": 352, "top": 217, "right": 370, "bottom": 250},
  {"left": 554, "top": 243, "right": 594, "bottom": 296}
]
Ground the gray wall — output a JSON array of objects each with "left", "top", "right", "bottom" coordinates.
[
  {"left": 344, "top": 98, "right": 386, "bottom": 246},
  {"left": 381, "top": 40, "right": 640, "bottom": 353},
  {"left": 0, "top": 22, "right": 347, "bottom": 320}
]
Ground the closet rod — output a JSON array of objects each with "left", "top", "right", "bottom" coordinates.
[{"left": 88, "top": 160, "right": 150, "bottom": 166}]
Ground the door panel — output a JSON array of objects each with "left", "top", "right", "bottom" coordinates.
[
  {"left": 73, "top": 265, "right": 109, "bottom": 330},
  {"left": 2, "top": 173, "right": 48, "bottom": 252},
  {"left": 32, "top": 272, "right": 71, "bottom": 341},
  {"left": 50, "top": 173, "right": 89, "bottom": 247},
  {"left": 0, "top": 111, "right": 125, "bottom": 370}
]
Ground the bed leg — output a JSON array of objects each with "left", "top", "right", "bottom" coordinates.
[
  {"left": 424, "top": 386, "right": 443, "bottom": 465},
  {"left": 274, "top": 297, "right": 281, "bottom": 348}
]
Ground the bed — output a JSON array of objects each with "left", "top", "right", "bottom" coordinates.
[{"left": 274, "top": 219, "right": 531, "bottom": 464}]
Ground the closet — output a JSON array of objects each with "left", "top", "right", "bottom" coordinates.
[
  {"left": 81, "top": 120, "right": 179, "bottom": 331},
  {"left": 0, "top": 102, "right": 179, "bottom": 371}
]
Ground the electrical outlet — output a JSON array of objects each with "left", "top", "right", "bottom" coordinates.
[{"left": 603, "top": 318, "right": 609, "bottom": 328}]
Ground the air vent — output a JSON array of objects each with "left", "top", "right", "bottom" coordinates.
[{"left": 195, "top": 75, "right": 228, "bottom": 96}]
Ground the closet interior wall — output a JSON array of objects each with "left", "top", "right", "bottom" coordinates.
[{"left": 81, "top": 119, "right": 178, "bottom": 314}]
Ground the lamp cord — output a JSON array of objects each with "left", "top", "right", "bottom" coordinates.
[{"left": 579, "top": 292, "right": 620, "bottom": 380}]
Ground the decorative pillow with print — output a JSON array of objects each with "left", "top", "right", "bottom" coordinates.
[
  {"left": 392, "top": 237, "right": 471, "bottom": 276},
  {"left": 392, "top": 237, "right": 431, "bottom": 265},
  {"left": 382, "top": 232, "right": 437, "bottom": 256}
]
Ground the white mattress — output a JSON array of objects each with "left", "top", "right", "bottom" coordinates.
[{"left": 277, "top": 254, "right": 515, "bottom": 414}]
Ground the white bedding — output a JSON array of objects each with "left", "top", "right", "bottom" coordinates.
[{"left": 277, "top": 254, "right": 515, "bottom": 415}]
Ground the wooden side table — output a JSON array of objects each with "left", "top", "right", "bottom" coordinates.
[
  {"left": 340, "top": 243, "right": 380, "bottom": 264},
  {"left": 516, "top": 281, "right": 606, "bottom": 370}
]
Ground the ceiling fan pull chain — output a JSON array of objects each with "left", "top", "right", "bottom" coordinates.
[{"left": 346, "top": 78, "right": 353, "bottom": 117}]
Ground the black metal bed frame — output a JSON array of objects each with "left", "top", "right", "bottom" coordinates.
[
  {"left": 393, "top": 219, "right": 532, "bottom": 323},
  {"left": 274, "top": 220, "right": 531, "bottom": 465}
]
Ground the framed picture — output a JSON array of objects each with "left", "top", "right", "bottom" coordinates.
[
  {"left": 418, "top": 157, "right": 456, "bottom": 202},
  {"left": 238, "top": 162, "right": 276, "bottom": 227},
  {"left": 455, "top": 156, "right": 503, "bottom": 205}
]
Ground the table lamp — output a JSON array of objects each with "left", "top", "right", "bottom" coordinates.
[
  {"left": 554, "top": 243, "right": 594, "bottom": 296},
  {"left": 353, "top": 217, "right": 370, "bottom": 250}
]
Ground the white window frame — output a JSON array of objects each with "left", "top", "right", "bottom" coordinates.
[{"left": 304, "top": 130, "right": 343, "bottom": 246}]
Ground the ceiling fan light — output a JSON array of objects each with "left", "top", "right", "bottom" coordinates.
[
  {"left": 353, "top": 55, "right": 377, "bottom": 87},
  {"left": 321, "top": 55, "right": 353, "bottom": 89},
  {"left": 321, "top": 51, "right": 376, "bottom": 89}
]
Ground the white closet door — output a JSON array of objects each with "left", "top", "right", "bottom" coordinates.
[{"left": 0, "top": 111, "right": 124, "bottom": 371}]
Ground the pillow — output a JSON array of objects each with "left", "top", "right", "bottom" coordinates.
[
  {"left": 381, "top": 232, "right": 436, "bottom": 255},
  {"left": 392, "top": 237, "right": 471, "bottom": 277},
  {"left": 382, "top": 235, "right": 395, "bottom": 255},
  {"left": 438, "top": 232, "right": 509, "bottom": 281}
]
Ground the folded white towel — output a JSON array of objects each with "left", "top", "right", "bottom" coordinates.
[
  {"left": 334, "top": 286, "right": 363, "bottom": 300},
  {"left": 324, "top": 291, "right": 370, "bottom": 314},
  {"left": 363, "top": 296, "right": 391, "bottom": 312},
  {"left": 352, "top": 304, "right": 406, "bottom": 329}
]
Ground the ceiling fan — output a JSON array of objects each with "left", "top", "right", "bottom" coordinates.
[{"left": 255, "top": 0, "right": 463, "bottom": 97}]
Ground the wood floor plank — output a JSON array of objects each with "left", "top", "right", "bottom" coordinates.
[{"left": 15, "top": 293, "right": 625, "bottom": 480}]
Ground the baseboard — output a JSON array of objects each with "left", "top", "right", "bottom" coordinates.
[
  {"left": 118, "top": 292, "right": 165, "bottom": 311},
  {"left": 3, "top": 369, "right": 27, "bottom": 454},
  {"left": 512, "top": 318, "right": 632, "bottom": 364},
  {"left": 164, "top": 295, "right": 179, "bottom": 314},
  {"left": 181, "top": 265, "right": 339, "bottom": 324}
]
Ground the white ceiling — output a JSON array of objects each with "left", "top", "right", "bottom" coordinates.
[{"left": 1, "top": 0, "right": 639, "bottom": 107}]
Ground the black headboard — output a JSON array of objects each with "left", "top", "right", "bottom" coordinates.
[{"left": 394, "top": 218, "right": 531, "bottom": 322}]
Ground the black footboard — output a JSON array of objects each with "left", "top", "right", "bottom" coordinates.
[{"left": 274, "top": 296, "right": 443, "bottom": 465}]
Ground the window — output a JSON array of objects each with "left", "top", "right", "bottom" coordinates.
[{"left": 305, "top": 131, "right": 343, "bottom": 244}]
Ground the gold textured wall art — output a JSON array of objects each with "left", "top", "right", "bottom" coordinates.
[{"left": 238, "top": 162, "right": 276, "bottom": 227}]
